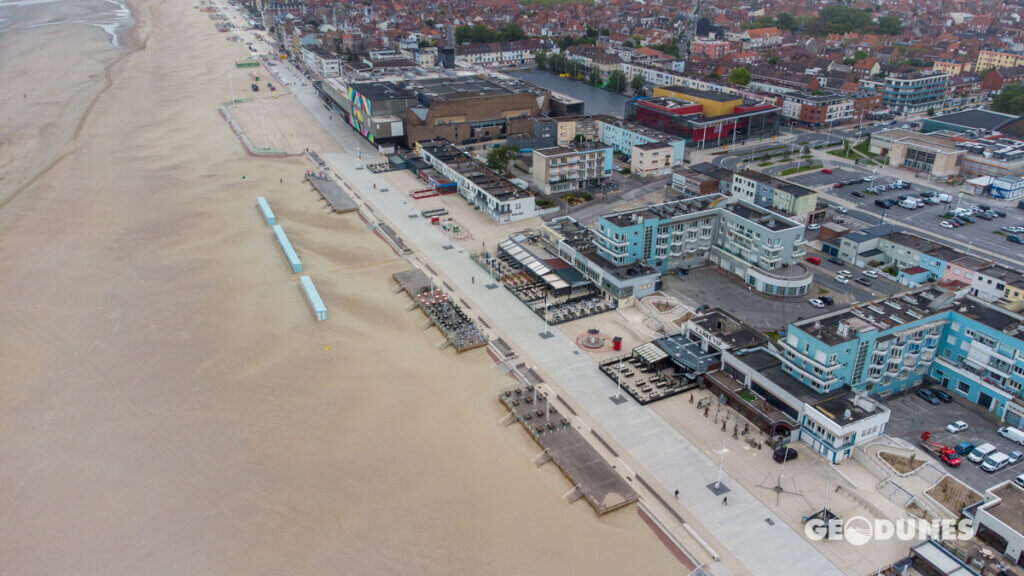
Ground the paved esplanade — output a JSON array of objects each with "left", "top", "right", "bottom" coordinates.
[{"left": 276, "top": 61, "right": 844, "bottom": 576}]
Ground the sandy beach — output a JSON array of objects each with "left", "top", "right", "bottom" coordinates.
[{"left": 0, "top": 0, "right": 680, "bottom": 573}]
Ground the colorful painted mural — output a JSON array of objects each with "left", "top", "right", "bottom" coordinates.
[{"left": 347, "top": 86, "right": 375, "bottom": 143}]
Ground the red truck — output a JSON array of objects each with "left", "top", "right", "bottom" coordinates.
[{"left": 920, "top": 432, "right": 962, "bottom": 467}]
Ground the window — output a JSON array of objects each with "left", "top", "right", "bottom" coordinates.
[{"left": 957, "top": 382, "right": 970, "bottom": 394}]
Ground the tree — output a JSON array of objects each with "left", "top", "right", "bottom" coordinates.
[
  {"left": 589, "top": 67, "right": 602, "bottom": 86},
  {"left": 927, "top": 108, "right": 935, "bottom": 117},
  {"left": 853, "top": 50, "right": 869, "bottom": 61},
  {"left": 775, "top": 12, "right": 798, "bottom": 31},
  {"left": 631, "top": 74, "right": 645, "bottom": 93},
  {"left": 877, "top": 15, "right": 903, "bottom": 36},
  {"left": 742, "top": 15, "right": 775, "bottom": 29},
  {"left": 768, "top": 55, "right": 780, "bottom": 65},
  {"left": 486, "top": 145, "right": 518, "bottom": 176},
  {"left": 534, "top": 51, "right": 548, "bottom": 70},
  {"left": 993, "top": 83, "right": 1024, "bottom": 115},
  {"left": 606, "top": 70, "right": 627, "bottom": 93},
  {"left": 728, "top": 67, "right": 752, "bottom": 86},
  {"left": 499, "top": 22, "right": 525, "bottom": 42},
  {"left": 653, "top": 43, "right": 680, "bottom": 58}
]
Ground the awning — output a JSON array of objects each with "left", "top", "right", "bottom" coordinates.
[{"left": 634, "top": 342, "right": 669, "bottom": 364}]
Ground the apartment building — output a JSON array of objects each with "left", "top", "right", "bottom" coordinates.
[
  {"left": 707, "top": 347, "right": 890, "bottom": 462},
  {"left": 418, "top": 140, "right": 546, "bottom": 224},
  {"left": 879, "top": 71, "right": 950, "bottom": 114},
  {"left": 778, "top": 287, "right": 1024, "bottom": 424},
  {"left": 731, "top": 170, "right": 823, "bottom": 224},
  {"left": 531, "top": 145, "right": 614, "bottom": 195},
  {"left": 540, "top": 216, "right": 662, "bottom": 303},
  {"left": 779, "top": 91, "right": 854, "bottom": 128},
  {"left": 593, "top": 115, "right": 686, "bottom": 164},
  {"left": 593, "top": 195, "right": 813, "bottom": 296},
  {"left": 455, "top": 40, "right": 542, "bottom": 67},
  {"left": 301, "top": 46, "right": 343, "bottom": 77},
  {"left": 670, "top": 162, "right": 732, "bottom": 197},
  {"left": 977, "top": 50, "right": 1024, "bottom": 72},
  {"left": 630, "top": 142, "right": 674, "bottom": 177}
]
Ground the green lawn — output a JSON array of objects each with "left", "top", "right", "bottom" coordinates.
[
  {"left": 780, "top": 163, "right": 822, "bottom": 176},
  {"left": 852, "top": 141, "right": 877, "bottom": 157}
]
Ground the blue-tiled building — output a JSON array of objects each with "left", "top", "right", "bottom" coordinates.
[
  {"left": 592, "top": 195, "right": 815, "bottom": 296},
  {"left": 779, "top": 287, "right": 1024, "bottom": 424}
]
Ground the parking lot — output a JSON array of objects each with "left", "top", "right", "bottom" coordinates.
[
  {"left": 660, "top": 263, "right": 897, "bottom": 330},
  {"left": 885, "top": 389, "right": 1024, "bottom": 492},
  {"left": 789, "top": 165, "right": 1024, "bottom": 267}
]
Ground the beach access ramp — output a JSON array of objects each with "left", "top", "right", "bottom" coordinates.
[{"left": 306, "top": 173, "right": 358, "bottom": 213}]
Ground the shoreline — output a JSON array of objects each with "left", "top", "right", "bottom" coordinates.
[
  {"left": 0, "top": 0, "right": 150, "bottom": 212},
  {"left": 0, "top": 0, "right": 685, "bottom": 572}
]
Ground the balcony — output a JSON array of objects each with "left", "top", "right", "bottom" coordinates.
[{"left": 593, "top": 228, "right": 628, "bottom": 248}]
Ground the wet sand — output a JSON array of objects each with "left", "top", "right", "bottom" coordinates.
[{"left": 0, "top": 0, "right": 680, "bottom": 573}]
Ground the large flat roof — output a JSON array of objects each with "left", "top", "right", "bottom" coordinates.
[
  {"left": 986, "top": 483, "right": 1024, "bottom": 536},
  {"left": 656, "top": 86, "right": 741, "bottom": 102},
  {"left": 928, "top": 108, "right": 1019, "bottom": 131}
]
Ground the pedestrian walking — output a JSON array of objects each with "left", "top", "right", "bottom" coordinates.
[
  {"left": 722, "top": 496, "right": 728, "bottom": 505},
  {"left": 471, "top": 276, "right": 475, "bottom": 284},
  {"left": 674, "top": 490, "right": 679, "bottom": 499}
]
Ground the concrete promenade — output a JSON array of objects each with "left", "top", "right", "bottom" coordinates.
[{"left": 277, "top": 62, "right": 845, "bottom": 576}]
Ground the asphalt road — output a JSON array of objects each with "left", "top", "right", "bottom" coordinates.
[{"left": 885, "top": 391, "right": 1024, "bottom": 493}]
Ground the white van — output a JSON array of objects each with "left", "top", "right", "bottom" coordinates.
[
  {"left": 862, "top": 269, "right": 879, "bottom": 279},
  {"left": 936, "top": 194, "right": 952, "bottom": 204},
  {"left": 982, "top": 452, "right": 1011, "bottom": 472},
  {"left": 969, "top": 442, "right": 997, "bottom": 463},
  {"left": 899, "top": 199, "right": 919, "bottom": 210},
  {"left": 999, "top": 426, "right": 1024, "bottom": 445}
]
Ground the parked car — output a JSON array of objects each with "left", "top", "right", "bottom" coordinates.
[
  {"left": 828, "top": 257, "right": 843, "bottom": 265},
  {"left": 940, "top": 221, "right": 954, "bottom": 229},
  {"left": 916, "top": 388, "right": 941, "bottom": 405},
  {"left": 809, "top": 299, "right": 826, "bottom": 308},
  {"left": 833, "top": 205, "right": 848, "bottom": 214},
  {"left": 806, "top": 256, "right": 821, "bottom": 265},
  {"left": 819, "top": 296, "right": 834, "bottom": 305},
  {"left": 1009, "top": 235, "right": 1024, "bottom": 245},
  {"left": 851, "top": 191, "right": 865, "bottom": 198},
  {"left": 821, "top": 168, "right": 832, "bottom": 174},
  {"left": 920, "top": 191, "right": 936, "bottom": 198},
  {"left": 994, "top": 210, "right": 1007, "bottom": 217},
  {"left": 856, "top": 277, "right": 872, "bottom": 286},
  {"left": 838, "top": 269, "right": 853, "bottom": 277},
  {"left": 930, "top": 388, "right": 952, "bottom": 403},
  {"left": 983, "top": 452, "right": 1011, "bottom": 472},
  {"left": 1009, "top": 451, "right": 1024, "bottom": 465},
  {"left": 695, "top": 304, "right": 711, "bottom": 312},
  {"left": 834, "top": 275, "right": 849, "bottom": 284},
  {"left": 946, "top": 421, "right": 969, "bottom": 434},
  {"left": 773, "top": 447, "right": 798, "bottom": 463},
  {"left": 960, "top": 214, "right": 976, "bottom": 223},
  {"left": 863, "top": 269, "right": 879, "bottom": 279},
  {"left": 977, "top": 212, "right": 994, "bottom": 220},
  {"left": 833, "top": 182, "right": 846, "bottom": 189},
  {"left": 969, "top": 443, "right": 997, "bottom": 463},
  {"left": 955, "top": 442, "right": 975, "bottom": 456},
  {"left": 1015, "top": 473, "right": 1024, "bottom": 489}
]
